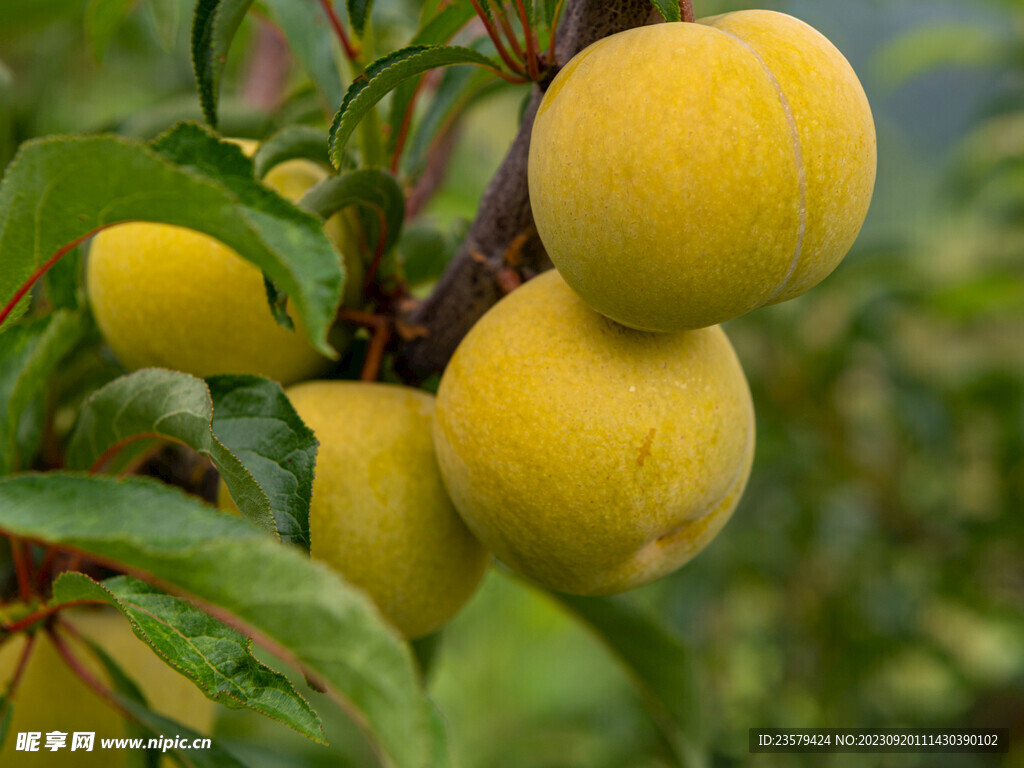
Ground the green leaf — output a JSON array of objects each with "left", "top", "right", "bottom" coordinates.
[
  {"left": 0, "top": 124, "right": 343, "bottom": 357},
  {"left": 554, "top": 593, "right": 706, "bottom": 768},
  {"left": 0, "top": 60, "right": 14, "bottom": 171},
  {"left": 262, "top": 274, "right": 296, "bottom": 331},
  {"left": 386, "top": 1, "right": 477, "bottom": 163},
  {"left": 118, "top": 95, "right": 273, "bottom": 140},
  {"left": 151, "top": 124, "right": 344, "bottom": 346},
  {"left": 329, "top": 45, "right": 502, "bottom": 166},
  {"left": 54, "top": 572, "right": 325, "bottom": 742},
  {"left": 253, "top": 126, "right": 332, "bottom": 179},
  {"left": 42, "top": 246, "right": 83, "bottom": 311},
  {"left": 647, "top": 0, "right": 680, "bottom": 24},
  {"left": 85, "top": 0, "right": 136, "bottom": 61},
  {"left": 0, "top": 472, "right": 437, "bottom": 768},
  {"left": 260, "top": 0, "right": 344, "bottom": 115},
  {"left": 65, "top": 368, "right": 319, "bottom": 548},
  {"left": 428, "top": 703, "right": 455, "bottom": 768},
  {"left": 0, "top": 310, "right": 91, "bottom": 475},
  {"left": 346, "top": 0, "right": 372, "bottom": 37},
  {"left": 207, "top": 373, "right": 319, "bottom": 547},
  {"left": 191, "top": 0, "right": 256, "bottom": 126},
  {"left": 65, "top": 368, "right": 278, "bottom": 527},
  {"left": 299, "top": 168, "right": 405, "bottom": 253}
]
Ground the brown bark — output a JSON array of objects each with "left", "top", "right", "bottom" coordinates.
[{"left": 394, "top": 0, "right": 658, "bottom": 382}]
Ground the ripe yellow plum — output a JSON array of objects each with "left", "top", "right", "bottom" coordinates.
[
  {"left": 529, "top": 11, "right": 876, "bottom": 331},
  {"left": 87, "top": 148, "right": 362, "bottom": 385},
  {"left": 433, "top": 271, "right": 755, "bottom": 595}
]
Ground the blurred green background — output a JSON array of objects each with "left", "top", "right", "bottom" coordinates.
[{"left": 1, "top": 0, "right": 1022, "bottom": 766}]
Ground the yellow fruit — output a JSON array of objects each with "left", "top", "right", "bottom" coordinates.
[
  {"left": 260, "top": 381, "right": 489, "bottom": 639},
  {"left": 433, "top": 271, "right": 755, "bottom": 595},
  {"left": 86, "top": 148, "right": 363, "bottom": 385},
  {"left": 261, "top": 158, "right": 365, "bottom": 310},
  {"left": 0, "top": 606, "right": 215, "bottom": 767},
  {"left": 528, "top": 11, "right": 876, "bottom": 332}
]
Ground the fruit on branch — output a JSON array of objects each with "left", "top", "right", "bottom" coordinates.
[
  {"left": 0, "top": 606, "right": 215, "bottom": 767},
  {"left": 258, "top": 381, "right": 489, "bottom": 639},
  {"left": 86, "top": 146, "right": 363, "bottom": 385},
  {"left": 433, "top": 271, "right": 755, "bottom": 596},
  {"left": 528, "top": 10, "right": 876, "bottom": 332}
]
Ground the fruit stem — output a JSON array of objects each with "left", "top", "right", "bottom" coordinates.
[
  {"left": 337, "top": 308, "right": 383, "bottom": 326},
  {"left": 88, "top": 432, "right": 167, "bottom": 475},
  {"left": 318, "top": 0, "right": 360, "bottom": 62},
  {"left": 9, "top": 538, "right": 35, "bottom": 603},
  {"left": 336, "top": 308, "right": 393, "bottom": 382},
  {"left": 362, "top": 209, "right": 389, "bottom": 292},
  {"left": 35, "top": 547, "right": 60, "bottom": 593},
  {"left": 3, "top": 600, "right": 103, "bottom": 635},
  {"left": 493, "top": 2, "right": 528, "bottom": 67},
  {"left": 467, "top": 0, "right": 529, "bottom": 77},
  {"left": 339, "top": 309, "right": 395, "bottom": 382},
  {"left": 513, "top": 0, "right": 542, "bottom": 81},
  {"left": 680, "top": 0, "right": 694, "bottom": 23},
  {"left": 546, "top": 0, "right": 566, "bottom": 70},
  {"left": 361, "top": 318, "right": 392, "bottom": 382}
]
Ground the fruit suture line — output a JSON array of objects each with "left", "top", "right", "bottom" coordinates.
[{"left": 713, "top": 27, "right": 808, "bottom": 302}]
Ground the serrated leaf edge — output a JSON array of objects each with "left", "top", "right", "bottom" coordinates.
[
  {"left": 328, "top": 44, "right": 501, "bottom": 167},
  {"left": 52, "top": 572, "right": 327, "bottom": 744}
]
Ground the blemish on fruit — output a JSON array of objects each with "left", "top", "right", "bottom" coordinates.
[
  {"left": 637, "top": 427, "right": 656, "bottom": 467},
  {"left": 656, "top": 525, "right": 686, "bottom": 545}
]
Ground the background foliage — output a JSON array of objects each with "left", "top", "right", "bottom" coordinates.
[{"left": 1, "top": 0, "right": 1022, "bottom": 766}]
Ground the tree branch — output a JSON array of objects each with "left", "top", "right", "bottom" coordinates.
[{"left": 394, "top": 0, "right": 658, "bottom": 382}]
